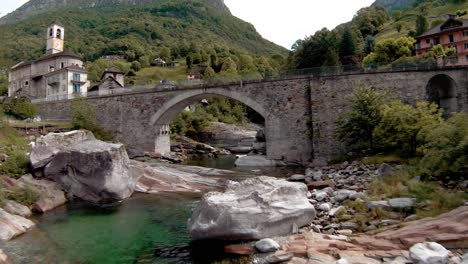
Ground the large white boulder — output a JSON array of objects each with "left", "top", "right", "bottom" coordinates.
[
  {"left": 30, "top": 130, "right": 95, "bottom": 176},
  {"left": 409, "top": 242, "right": 450, "bottom": 264},
  {"left": 0, "top": 208, "right": 35, "bottom": 241},
  {"left": 188, "top": 176, "right": 316, "bottom": 240},
  {"left": 43, "top": 140, "right": 137, "bottom": 204}
]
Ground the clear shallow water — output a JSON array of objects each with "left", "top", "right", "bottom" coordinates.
[{"left": 1, "top": 156, "right": 303, "bottom": 264}]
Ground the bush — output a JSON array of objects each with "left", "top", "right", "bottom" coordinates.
[
  {"left": 0, "top": 180, "right": 40, "bottom": 207},
  {"left": 0, "top": 151, "right": 30, "bottom": 178},
  {"left": 2, "top": 98, "right": 37, "bottom": 120},
  {"left": 419, "top": 113, "right": 468, "bottom": 180},
  {"left": 375, "top": 101, "right": 443, "bottom": 155},
  {"left": 336, "top": 85, "right": 385, "bottom": 151}
]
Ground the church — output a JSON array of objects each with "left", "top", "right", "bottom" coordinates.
[{"left": 8, "top": 20, "right": 89, "bottom": 101}]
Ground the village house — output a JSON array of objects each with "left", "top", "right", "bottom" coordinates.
[
  {"left": 8, "top": 20, "right": 89, "bottom": 100},
  {"left": 415, "top": 15, "right": 468, "bottom": 66},
  {"left": 89, "top": 67, "right": 127, "bottom": 96}
]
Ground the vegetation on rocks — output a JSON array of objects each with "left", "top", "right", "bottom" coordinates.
[
  {"left": 0, "top": 179, "right": 40, "bottom": 207},
  {"left": 2, "top": 98, "right": 37, "bottom": 120}
]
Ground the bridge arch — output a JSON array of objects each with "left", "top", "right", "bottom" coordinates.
[
  {"left": 149, "top": 88, "right": 280, "bottom": 158},
  {"left": 426, "top": 74, "right": 458, "bottom": 117}
]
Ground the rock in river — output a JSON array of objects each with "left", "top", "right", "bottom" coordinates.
[
  {"left": 0, "top": 208, "right": 35, "bottom": 241},
  {"left": 235, "top": 155, "right": 278, "bottom": 167},
  {"left": 43, "top": 139, "right": 137, "bottom": 205},
  {"left": 188, "top": 176, "right": 316, "bottom": 240}
]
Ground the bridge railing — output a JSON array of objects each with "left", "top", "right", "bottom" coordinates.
[{"left": 32, "top": 59, "right": 467, "bottom": 103}]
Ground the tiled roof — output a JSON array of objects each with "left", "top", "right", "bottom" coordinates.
[
  {"left": 417, "top": 18, "right": 468, "bottom": 39},
  {"left": 11, "top": 51, "right": 83, "bottom": 70}
]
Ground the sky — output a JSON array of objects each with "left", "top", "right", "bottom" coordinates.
[{"left": 1, "top": 0, "right": 376, "bottom": 49}]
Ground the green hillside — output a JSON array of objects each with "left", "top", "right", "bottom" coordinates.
[
  {"left": 376, "top": 1, "right": 468, "bottom": 40},
  {"left": 371, "top": 0, "right": 417, "bottom": 11},
  {"left": 0, "top": 0, "right": 286, "bottom": 71}
]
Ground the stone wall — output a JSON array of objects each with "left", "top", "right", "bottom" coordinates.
[{"left": 36, "top": 68, "right": 468, "bottom": 165}]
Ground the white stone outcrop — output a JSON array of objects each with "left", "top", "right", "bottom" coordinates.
[
  {"left": 188, "top": 176, "right": 316, "bottom": 240},
  {"left": 2, "top": 200, "right": 31, "bottom": 217},
  {"left": 0, "top": 208, "right": 35, "bottom": 241},
  {"left": 18, "top": 174, "right": 67, "bottom": 213},
  {"left": 409, "top": 242, "right": 450, "bottom": 264},
  {"left": 44, "top": 140, "right": 136, "bottom": 204}
]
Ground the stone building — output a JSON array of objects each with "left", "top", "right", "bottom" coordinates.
[
  {"left": 89, "top": 67, "right": 127, "bottom": 96},
  {"left": 8, "top": 20, "right": 89, "bottom": 100}
]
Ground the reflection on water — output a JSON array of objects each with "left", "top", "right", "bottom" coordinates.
[{"left": 1, "top": 156, "right": 303, "bottom": 264}]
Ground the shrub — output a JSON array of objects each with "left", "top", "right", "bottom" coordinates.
[
  {"left": 336, "top": 85, "right": 385, "bottom": 151},
  {"left": 0, "top": 151, "right": 30, "bottom": 178},
  {"left": 2, "top": 98, "right": 37, "bottom": 120},
  {"left": 419, "top": 113, "right": 468, "bottom": 180},
  {"left": 375, "top": 101, "right": 443, "bottom": 155},
  {"left": 0, "top": 180, "right": 40, "bottom": 207}
]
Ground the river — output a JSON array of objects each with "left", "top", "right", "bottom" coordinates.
[{"left": 0, "top": 156, "right": 303, "bottom": 264}]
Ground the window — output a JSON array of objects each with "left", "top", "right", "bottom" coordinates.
[
  {"left": 72, "top": 83, "right": 81, "bottom": 93},
  {"left": 426, "top": 39, "right": 430, "bottom": 44},
  {"left": 464, "top": 31, "right": 468, "bottom": 37},
  {"left": 56, "top": 28, "right": 62, "bottom": 39},
  {"left": 416, "top": 42, "right": 421, "bottom": 49},
  {"left": 72, "top": 73, "right": 80, "bottom": 81},
  {"left": 24, "top": 81, "right": 29, "bottom": 86},
  {"left": 61, "top": 62, "right": 64, "bottom": 69},
  {"left": 465, "top": 43, "right": 468, "bottom": 49},
  {"left": 434, "top": 37, "right": 440, "bottom": 45},
  {"left": 49, "top": 28, "right": 53, "bottom": 37},
  {"left": 449, "top": 34, "right": 454, "bottom": 43},
  {"left": 49, "top": 65, "right": 55, "bottom": 72}
]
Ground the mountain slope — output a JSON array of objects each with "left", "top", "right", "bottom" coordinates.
[
  {"left": 0, "top": 0, "right": 286, "bottom": 70},
  {"left": 371, "top": 0, "right": 417, "bottom": 12},
  {"left": 0, "top": 0, "right": 230, "bottom": 25}
]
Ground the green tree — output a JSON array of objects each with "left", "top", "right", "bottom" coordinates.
[
  {"left": 293, "top": 28, "right": 340, "bottom": 68},
  {"left": 362, "top": 37, "right": 415, "bottom": 66},
  {"left": 336, "top": 85, "right": 385, "bottom": 151},
  {"left": 71, "top": 98, "right": 113, "bottom": 141},
  {"left": 416, "top": 14, "right": 428, "bottom": 36},
  {"left": 352, "top": 7, "right": 390, "bottom": 36},
  {"left": 392, "top": 10, "right": 402, "bottom": 21},
  {"left": 0, "top": 75, "right": 7, "bottom": 96},
  {"left": 364, "top": 35, "right": 375, "bottom": 55},
  {"left": 131, "top": 61, "right": 141, "bottom": 72},
  {"left": 375, "top": 101, "right": 443, "bottom": 154},
  {"left": 204, "top": 66, "right": 216, "bottom": 78},
  {"left": 395, "top": 23, "right": 403, "bottom": 33},
  {"left": 159, "top": 47, "right": 172, "bottom": 61},
  {"left": 339, "top": 26, "right": 357, "bottom": 64}
]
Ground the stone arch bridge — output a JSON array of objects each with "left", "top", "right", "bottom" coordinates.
[{"left": 36, "top": 67, "right": 468, "bottom": 165}]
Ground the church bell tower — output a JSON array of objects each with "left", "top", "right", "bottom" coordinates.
[{"left": 46, "top": 20, "right": 65, "bottom": 55}]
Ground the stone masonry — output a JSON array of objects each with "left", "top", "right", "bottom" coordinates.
[{"left": 36, "top": 68, "right": 468, "bottom": 165}]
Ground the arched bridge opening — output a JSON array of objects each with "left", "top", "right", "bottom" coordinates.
[
  {"left": 426, "top": 74, "right": 458, "bottom": 117},
  {"left": 149, "top": 89, "right": 279, "bottom": 160}
]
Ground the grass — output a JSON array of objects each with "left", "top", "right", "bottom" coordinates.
[
  {"left": 0, "top": 178, "right": 40, "bottom": 207},
  {"left": 10, "top": 121, "right": 72, "bottom": 129},
  {"left": 367, "top": 167, "right": 468, "bottom": 218},
  {"left": 361, "top": 153, "right": 403, "bottom": 165},
  {"left": 375, "top": 2, "right": 468, "bottom": 41}
]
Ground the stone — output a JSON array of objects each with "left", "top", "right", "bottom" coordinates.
[
  {"left": 3, "top": 200, "right": 31, "bottom": 217},
  {"left": 388, "top": 198, "right": 416, "bottom": 209},
  {"left": 17, "top": 175, "right": 67, "bottom": 213},
  {"left": 329, "top": 206, "right": 345, "bottom": 217},
  {"left": 377, "top": 163, "right": 394, "bottom": 177},
  {"left": 341, "top": 222, "right": 359, "bottom": 231},
  {"left": 349, "top": 192, "right": 364, "bottom": 201},
  {"left": 335, "top": 259, "right": 349, "bottom": 264},
  {"left": 188, "top": 176, "right": 316, "bottom": 240},
  {"left": 318, "top": 203, "right": 331, "bottom": 212},
  {"left": 337, "top": 229, "right": 353, "bottom": 235},
  {"left": 255, "top": 238, "right": 280, "bottom": 253},
  {"left": 235, "top": 155, "right": 277, "bottom": 167},
  {"left": 126, "top": 147, "right": 145, "bottom": 159},
  {"left": 314, "top": 191, "right": 329, "bottom": 202},
  {"left": 29, "top": 130, "right": 95, "bottom": 176},
  {"left": 307, "top": 180, "right": 335, "bottom": 190},
  {"left": 379, "top": 220, "right": 401, "bottom": 227},
  {"left": 0, "top": 249, "right": 10, "bottom": 264},
  {"left": 409, "top": 242, "right": 449, "bottom": 264},
  {"left": 461, "top": 253, "right": 468, "bottom": 264},
  {"left": 367, "top": 200, "right": 390, "bottom": 209},
  {"left": 132, "top": 161, "right": 223, "bottom": 194},
  {"left": 289, "top": 174, "right": 307, "bottom": 182},
  {"left": 43, "top": 140, "right": 137, "bottom": 205},
  {"left": 404, "top": 215, "right": 418, "bottom": 222},
  {"left": 307, "top": 249, "right": 337, "bottom": 263},
  {"left": 224, "top": 244, "right": 255, "bottom": 255},
  {"left": 0, "top": 208, "right": 35, "bottom": 241},
  {"left": 266, "top": 251, "right": 294, "bottom": 264},
  {"left": 334, "top": 190, "right": 357, "bottom": 203}
]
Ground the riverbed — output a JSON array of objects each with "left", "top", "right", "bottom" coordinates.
[{"left": 1, "top": 156, "right": 303, "bottom": 264}]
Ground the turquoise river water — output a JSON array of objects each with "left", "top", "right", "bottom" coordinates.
[{"left": 0, "top": 156, "right": 302, "bottom": 264}]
